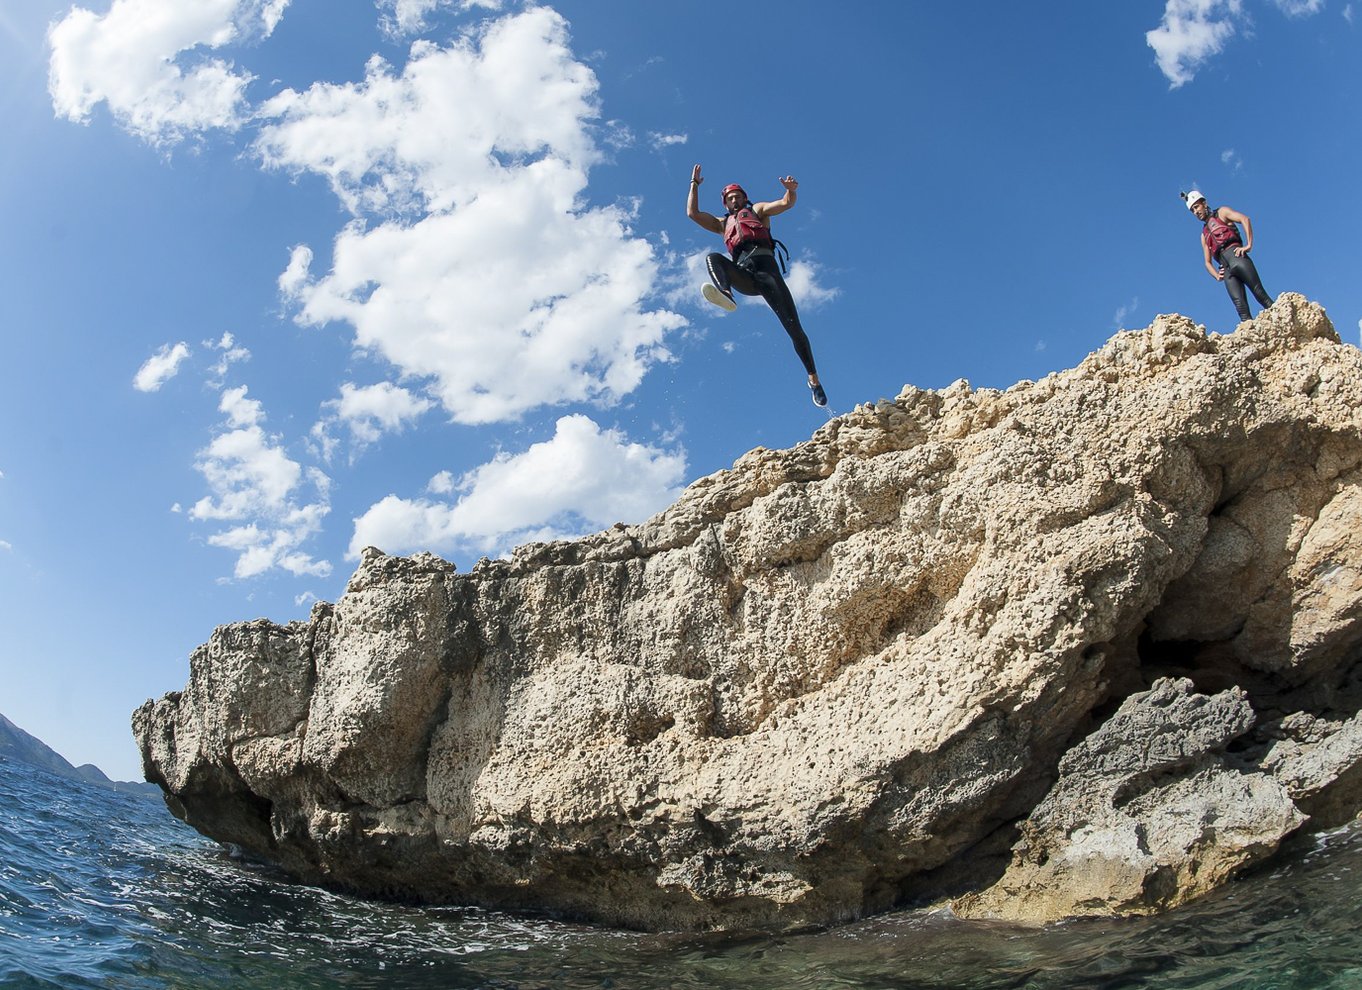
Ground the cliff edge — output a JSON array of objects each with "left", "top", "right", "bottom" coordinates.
[{"left": 136, "top": 294, "right": 1362, "bottom": 930}]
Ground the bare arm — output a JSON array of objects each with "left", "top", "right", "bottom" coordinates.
[
  {"left": 686, "top": 163, "right": 724, "bottom": 234},
  {"left": 1217, "top": 205, "right": 1254, "bottom": 255},
  {"left": 753, "top": 175, "right": 798, "bottom": 220}
]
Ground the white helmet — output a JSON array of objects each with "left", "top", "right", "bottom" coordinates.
[{"left": 1183, "top": 190, "right": 1206, "bottom": 212}]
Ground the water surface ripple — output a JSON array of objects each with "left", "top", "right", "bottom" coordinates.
[{"left": 3, "top": 756, "right": 1358, "bottom": 989}]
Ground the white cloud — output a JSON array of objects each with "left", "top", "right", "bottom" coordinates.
[
  {"left": 1345, "top": 4, "right": 1355, "bottom": 23},
  {"left": 312, "top": 380, "right": 434, "bottom": 458},
  {"left": 1148, "top": 0, "right": 1327, "bottom": 86},
  {"left": 427, "top": 470, "right": 455, "bottom": 494},
  {"left": 190, "top": 385, "right": 331, "bottom": 579},
  {"left": 255, "top": 8, "right": 600, "bottom": 216},
  {"left": 261, "top": 8, "right": 684, "bottom": 424},
  {"left": 379, "top": 0, "right": 445, "bottom": 37},
  {"left": 0, "top": 540, "right": 11, "bottom": 552},
  {"left": 1221, "top": 147, "right": 1244, "bottom": 173},
  {"left": 348, "top": 414, "right": 686, "bottom": 558},
  {"left": 205, "top": 331, "right": 251, "bottom": 382},
  {"left": 1273, "top": 0, "right": 1324, "bottom": 14},
  {"left": 278, "top": 245, "right": 313, "bottom": 298},
  {"left": 648, "top": 131, "right": 687, "bottom": 150},
  {"left": 133, "top": 341, "right": 191, "bottom": 392},
  {"left": 47, "top": 0, "right": 287, "bottom": 146},
  {"left": 783, "top": 257, "right": 840, "bottom": 310},
  {"left": 378, "top": 0, "right": 502, "bottom": 38},
  {"left": 1147, "top": 0, "right": 1244, "bottom": 88}
]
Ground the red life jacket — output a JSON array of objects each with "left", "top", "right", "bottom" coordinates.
[
  {"left": 1202, "top": 210, "right": 1242, "bottom": 256},
  {"left": 724, "top": 207, "right": 773, "bottom": 256}
]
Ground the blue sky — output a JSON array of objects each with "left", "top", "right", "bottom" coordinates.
[{"left": 2, "top": 0, "right": 1359, "bottom": 781}]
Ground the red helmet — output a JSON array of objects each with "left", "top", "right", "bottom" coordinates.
[{"left": 721, "top": 183, "right": 747, "bottom": 202}]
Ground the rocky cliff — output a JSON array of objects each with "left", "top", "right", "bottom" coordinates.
[{"left": 135, "top": 294, "right": 1362, "bottom": 930}]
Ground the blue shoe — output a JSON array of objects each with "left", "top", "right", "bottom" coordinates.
[
  {"left": 809, "top": 381, "right": 827, "bottom": 407},
  {"left": 702, "top": 282, "right": 737, "bottom": 312}
]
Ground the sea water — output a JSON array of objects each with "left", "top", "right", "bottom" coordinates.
[{"left": 3, "top": 754, "right": 1360, "bottom": 990}]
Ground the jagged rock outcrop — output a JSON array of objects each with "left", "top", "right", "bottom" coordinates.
[{"left": 135, "top": 294, "right": 1362, "bottom": 930}]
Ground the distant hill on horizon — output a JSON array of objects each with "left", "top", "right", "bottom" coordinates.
[{"left": 0, "top": 712, "right": 160, "bottom": 799}]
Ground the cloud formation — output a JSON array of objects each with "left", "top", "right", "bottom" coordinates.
[
  {"left": 349, "top": 413, "right": 686, "bottom": 558},
  {"left": 190, "top": 385, "right": 331, "bottom": 579},
  {"left": 312, "top": 381, "right": 434, "bottom": 461},
  {"left": 263, "top": 8, "right": 684, "bottom": 424},
  {"left": 133, "top": 341, "right": 191, "bottom": 391},
  {"left": 1146, "top": 0, "right": 1243, "bottom": 88},
  {"left": 48, "top": 0, "right": 287, "bottom": 145},
  {"left": 1147, "top": 0, "right": 1327, "bottom": 86},
  {"left": 50, "top": 2, "right": 696, "bottom": 583}
]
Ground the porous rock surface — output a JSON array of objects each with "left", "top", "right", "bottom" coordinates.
[{"left": 135, "top": 294, "right": 1362, "bottom": 930}]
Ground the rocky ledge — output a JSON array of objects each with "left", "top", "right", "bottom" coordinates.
[{"left": 136, "top": 294, "right": 1362, "bottom": 930}]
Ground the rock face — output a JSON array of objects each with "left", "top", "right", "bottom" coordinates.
[{"left": 135, "top": 294, "right": 1362, "bottom": 930}]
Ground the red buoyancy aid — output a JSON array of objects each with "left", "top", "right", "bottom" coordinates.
[
  {"left": 724, "top": 207, "right": 773, "bottom": 255},
  {"left": 1202, "top": 210, "right": 1242, "bottom": 256}
]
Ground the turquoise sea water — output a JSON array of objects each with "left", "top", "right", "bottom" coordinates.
[{"left": 3, "top": 754, "right": 1360, "bottom": 989}]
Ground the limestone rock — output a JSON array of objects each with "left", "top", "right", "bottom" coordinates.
[
  {"left": 953, "top": 678, "right": 1304, "bottom": 921},
  {"left": 135, "top": 295, "right": 1362, "bottom": 930}
]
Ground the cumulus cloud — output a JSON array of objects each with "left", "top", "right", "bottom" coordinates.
[
  {"left": 190, "top": 385, "right": 331, "bottom": 578},
  {"left": 348, "top": 414, "right": 686, "bottom": 558},
  {"left": 312, "top": 381, "right": 434, "bottom": 460},
  {"left": 1148, "top": 0, "right": 1328, "bottom": 86},
  {"left": 783, "top": 257, "right": 841, "bottom": 310},
  {"left": 1147, "top": 0, "right": 1243, "bottom": 88},
  {"left": 47, "top": 0, "right": 287, "bottom": 145},
  {"left": 132, "top": 341, "right": 190, "bottom": 391},
  {"left": 261, "top": 7, "right": 683, "bottom": 424}
]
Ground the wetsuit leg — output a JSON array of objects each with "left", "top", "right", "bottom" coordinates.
[
  {"left": 1221, "top": 250, "right": 1273, "bottom": 319},
  {"left": 1222, "top": 269, "right": 1252, "bottom": 321},
  {"left": 706, "top": 253, "right": 761, "bottom": 298},
  {"left": 746, "top": 253, "right": 818, "bottom": 377}
]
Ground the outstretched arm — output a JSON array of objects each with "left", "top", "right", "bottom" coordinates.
[
  {"left": 1218, "top": 205, "right": 1254, "bottom": 256},
  {"left": 687, "top": 163, "right": 724, "bottom": 234},
  {"left": 754, "top": 175, "right": 798, "bottom": 219}
]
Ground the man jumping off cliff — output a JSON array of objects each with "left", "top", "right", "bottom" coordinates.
[
  {"left": 687, "top": 164, "right": 827, "bottom": 407},
  {"left": 1181, "top": 190, "right": 1274, "bottom": 323}
]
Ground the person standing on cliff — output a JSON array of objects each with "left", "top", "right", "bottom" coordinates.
[
  {"left": 686, "top": 164, "right": 827, "bottom": 407},
  {"left": 1181, "top": 190, "right": 1274, "bottom": 323}
]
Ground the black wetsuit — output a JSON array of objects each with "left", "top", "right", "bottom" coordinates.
[
  {"left": 706, "top": 247, "right": 818, "bottom": 377},
  {"left": 1217, "top": 246, "right": 1273, "bottom": 321},
  {"left": 1206, "top": 212, "right": 1273, "bottom": 321}
]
